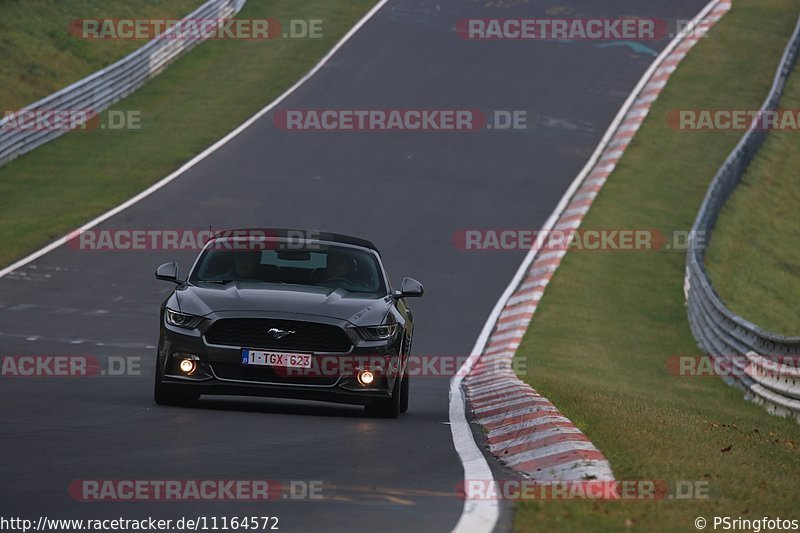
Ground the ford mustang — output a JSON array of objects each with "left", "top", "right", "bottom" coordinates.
[{"left": 153, "top": 229, "right": 423, "bottom": 417}]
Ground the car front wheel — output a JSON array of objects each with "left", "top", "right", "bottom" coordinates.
[
  {"left": 364, "top": 374, "right": 403, "bottom": 418},
  {"left": 153, "top": 357, "right": 199, "bottom": 406},
  {"left": 399, "top": 374, "right": 409, "bottom": 414}
]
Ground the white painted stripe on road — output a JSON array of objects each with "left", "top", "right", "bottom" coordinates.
[
  {"left": 469, "top": 387, "right": 539, "bottom": 404},
  {"left": 530, "top": 459, "right": 615, "bottom": 482},
  {"left": 0, "top": 2, "right": 726, "bottom": 532},
  {"left": 561, "top": 205, "right": 590, "bottom": 218},
  {"left": 489, "top": 426, "right": 583, "bottom": 453},
  {"left": 477, "top": 405, "right": 559, "bottom": 425},
  {"left": 572, "top": 190, "right": 598, "bottom": 202},
  {"left": 535, "top": 250, "right": 568, "bottom": 262},
  {"left": 468, "top": 382, "right": 526, "bottom": 399},
  {"left": 495, "top": 318, "right": 532, "bottom": 331},
  {"left": 483, "top": 341, "right": 520, "bottom": 354},
  {"left": 476, "top": 351, "right": 517, "bottom": 362},
  {"left": 506, "top": 290, "right": 543, "bottom": 306},
  {"left": 450, "top": 364, "right": 500, "bottom": 533},
  {"left": 655, "top": 64, "right": 677, "bottom": 76},
  {"left": 468, "top": 381, "right": 527, "bottom": 397},
  {"left": 503, "top": 440, "right": 599, "bottom": 467},
  {"left": 466, "top": 367, "right": 516, "bottom": 381},
  {"left": 469, "top": 382, "right": 529, "bottom": 397},
  {"left": 499, "top": 303, "right": 537, "bottom": 318},
  {"left": 594, "top": 163, "right": 616, "bottom": 173},
  {"left": 581, "top": 177, "right": 607, "bottom": 187},
  {"left": 517, "top": 277, "right": 550, "bottom": 291},
  {"left": 600, "top": 149, "right": 625, "bottom": 160},
  {"left": 487, "top": 416, "right": 573, "bottom": 440},
  {"left": 472, "top": 396, "right": 547, "bottom": 414},
  {"left": 485, "top": 329, "right": 524, "bottom": 343},
  {"left": 554, "top": 218, "right": 582, "bottom": 231}
]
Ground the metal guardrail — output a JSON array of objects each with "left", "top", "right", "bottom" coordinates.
[
  {"left": 0, "top": 0, "right": 247, "bottom": 167},
  {"left": 685, "top": 14, "right": 800, "bottom": 422}
]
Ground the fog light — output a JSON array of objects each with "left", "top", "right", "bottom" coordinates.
[
  {"left": 179, "top": 359, "right": 197, "bottom": 374},
  {"left": 357, "top": 370, "right": 375, "bottom": 386}
]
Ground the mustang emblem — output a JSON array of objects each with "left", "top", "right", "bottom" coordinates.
[{"left": 268, "top": 328, "right": 295, "bottom": 340}]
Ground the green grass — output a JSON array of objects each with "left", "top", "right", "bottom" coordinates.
[
  {"left": 0, "top": 0, "right": 205, "bottom": 111},
  {"left": 704, "top": 67, "right": 800, "bottom": 335},
  {"left": 0, "top": 0, "right": 377, "bottom": 268},
  {"left": 513, "top": 1, "right": 800, "bottom": 531}
]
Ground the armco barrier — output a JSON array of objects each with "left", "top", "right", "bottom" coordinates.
[
  {"left": 0, "top": 0, "right": 247, "bottom": 167},
  {"left": 685, "top": 14, "right": 800, "bottom": 422}
]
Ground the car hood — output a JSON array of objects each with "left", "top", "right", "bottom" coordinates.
[{"left": 174, "top": 282, "right": 392, "bottom": 325}]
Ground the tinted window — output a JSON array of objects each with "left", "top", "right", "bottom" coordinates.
[{"left": 191, "top": 243, "right": 385, "bottom": 294}]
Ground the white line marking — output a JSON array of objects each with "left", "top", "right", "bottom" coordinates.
[
  {"left": 0, "top": 0, "right": 723, "bottom": 530},
  {"left": 472, "top": 396, "right": 548, "bottom": 414},
  {"left": 503, "top": 440, "right": 599, "bottom": 467},
  {"left": 465, "top": 374, "right": 517, "bottom": 388},
  {"left": 0, "top": 0, "right": 391, "bottom": 280},
  {"left": 489, "top": 426, "right": 583, "bottom": 453},
  {"left": 475, "top": 352, "right": 517, "bottom": 363},
  {"left": 469, "top": 382, "right": 530, "bottom": 397},
  {"left": 506, "top": 290, "right": 543, "bottom": 306},
  {"left": 531, "top": 459, "right": 615, "bottom": 482},
  {"left": 477, "top": 405, "right": 559, "bottom": 426},
  {"left": 449, "top": 350, "right": 501, "bottom": 533},
  {"left": 468, "top": 385, "right": 533, "bottom": 401},
  {"left": 516, "top": 278, "right": 549, "bottom": 291},
  {"left": 487, "top": 416, "right": 573, "bottom": 440}
]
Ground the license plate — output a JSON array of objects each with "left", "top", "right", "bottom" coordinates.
[{"left": 242, "top": 349, "right": 312, "bottom": 369}]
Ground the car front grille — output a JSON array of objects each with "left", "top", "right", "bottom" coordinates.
[{"left": 204, "top": 318, "right": 352, "bottom": 353}]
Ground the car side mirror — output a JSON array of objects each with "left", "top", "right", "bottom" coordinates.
[
  {"left": 155, "top": 262, "right": 181, "bottom": 284},
  {"left": 393, "top": 277, "right": 424, "bottom": 298}
]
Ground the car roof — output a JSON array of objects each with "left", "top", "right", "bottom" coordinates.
[{"left": 209, "top": 228, "right": 380, "bottom": 254}]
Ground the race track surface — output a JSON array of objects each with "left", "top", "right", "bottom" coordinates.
[{"left": 0, "top": 1, "right": 705, "bottom": 531}]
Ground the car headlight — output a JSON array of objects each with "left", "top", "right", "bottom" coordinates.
[
  {"left": 165, "top": 309, "right": 203, "bottom": 329},
  {"left": 355, "top": 324, "right": 399, "bottom": 341}
]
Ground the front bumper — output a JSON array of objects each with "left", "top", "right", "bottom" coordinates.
[{"left": 157, "top": 315, "right": 403, "bottom": 406}]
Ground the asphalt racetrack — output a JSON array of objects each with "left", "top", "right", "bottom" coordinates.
[{"left": 0, "top": 0, "right": 706, "bottom": 531}]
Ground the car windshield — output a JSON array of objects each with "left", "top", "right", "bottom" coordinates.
[{"left": 190, "top": 242, "right": 386, "bottom": 295}]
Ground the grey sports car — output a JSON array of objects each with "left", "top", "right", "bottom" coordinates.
[{"left": 153, "top": 229, "right": 423, "bottom": 417}]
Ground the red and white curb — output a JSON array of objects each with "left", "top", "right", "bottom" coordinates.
[{"left": 461, "top": 0, "right": 733, "bottom": 483}]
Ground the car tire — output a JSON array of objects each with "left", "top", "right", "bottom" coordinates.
[
  {"left": 399, "top": 374, "right": 410, "bottom": 414},
  {"left": 153, "top": 358, "right": 199, "bottom": 406},
  {"left": 364, "top": 374, "right": 402, "bottom": 418}
]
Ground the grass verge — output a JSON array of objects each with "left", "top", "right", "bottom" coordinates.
[
  {"left": 0, "top": 0, "right": 204, "bottom": 111},
  {"left": 0, "top": 0, "right": 377, "bottom": 268},
  {"left": 704, "top": 61, "right": 800, "bottom": 335},
  {"left": 513, "top": 1, "right": 800, "bottom": 531}
]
